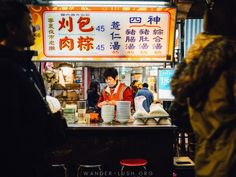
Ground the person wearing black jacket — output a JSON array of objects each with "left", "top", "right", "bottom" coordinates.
[
  {"left": 0, "top": 1, "right": 67, "bottom": 177},
  {"left": 170, "top": 0, "right": 236, "bottom": 176},
  {"left": 87, "top": 80, "right": 100, "bottom": 112}
]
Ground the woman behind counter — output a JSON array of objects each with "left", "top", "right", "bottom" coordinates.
[{"left": 97, "top": 68, "right": 133, "bottom": 108}]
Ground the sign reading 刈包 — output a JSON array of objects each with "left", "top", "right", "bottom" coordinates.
[{"left": 30, "top": 6, "right": 176, "bottom": 61}]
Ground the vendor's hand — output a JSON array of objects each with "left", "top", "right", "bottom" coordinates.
[
  {"left": 98, "top": 100, "right": 116, "bottom": 108},
  {"left": 98, "top": 101, "right": 109, "bottom": 108},
  {"left": 107, "top": 100, "right": 116, "bottom": 106}
]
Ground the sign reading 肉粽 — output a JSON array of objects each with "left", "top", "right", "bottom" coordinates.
[
  {"left": 158, "top": 68, "right": 175, "bottom": 100},
  {"left": 30, "top": 6, "right": 176, "bottom": 61}
]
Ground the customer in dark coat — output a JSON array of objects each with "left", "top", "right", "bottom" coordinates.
[
  {"left": 0, "top": 2, "right": 66, "bottom": 177},
  {"left": 130, "top": 80, "right": 139, "bottom": 99},
  {"left": 87, "top": 80, "right": 100, "bottom": 112},
  {"left": 170, "top": 0, "right": 236, "bottom": 176},
  {"left": 135, "top": 83, "right": 154, "bottom": 112}
]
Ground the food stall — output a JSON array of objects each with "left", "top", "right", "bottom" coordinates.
[
  {"left": 30, "top": 0, "right": 176, "bottom": 99},
  {"left": 29, "top": 0, "right": 177, "bottom": 176}
]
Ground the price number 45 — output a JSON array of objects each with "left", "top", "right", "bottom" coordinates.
[
  {"left": 96, "top": 25, "right": 105, "bottom": 32},
  {"left": 96, "top": 44, "right": 105, "bottom": 51}
]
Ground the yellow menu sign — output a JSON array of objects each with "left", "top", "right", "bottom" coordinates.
[{"left": 30, "top": 6, "right": 176, "bottom": 62}]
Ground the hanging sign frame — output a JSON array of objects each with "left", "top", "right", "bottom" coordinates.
[{"left": 30, "top": 4, "right": 176, "bottom": 62}]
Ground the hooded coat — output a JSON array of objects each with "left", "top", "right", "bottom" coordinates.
[{"left": 171, "top": 33, "right": 236, "bottom": 177}]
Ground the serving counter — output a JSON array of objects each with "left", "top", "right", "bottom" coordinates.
[{"left": 58, "top": 123, "right": 176, "bottom": 177}]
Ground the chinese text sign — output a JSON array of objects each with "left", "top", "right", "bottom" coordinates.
[{"left": 30, "top": 6, "right": 176, "bottom": 61}]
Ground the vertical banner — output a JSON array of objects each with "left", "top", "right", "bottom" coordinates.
[
  {"left": 30, "top": 6, "right": 176, "bottom": 61},
  {"left": 158, "top": 68, "right": 175, "bottom": 100}
]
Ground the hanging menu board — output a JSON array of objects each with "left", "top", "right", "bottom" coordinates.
[{"left": 30, "top": 6, "right": 176, "bottom": 61}]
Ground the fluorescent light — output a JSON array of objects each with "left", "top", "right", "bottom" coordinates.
[{"left": 36, "top": 0, "right": 170, "bottom": 7}]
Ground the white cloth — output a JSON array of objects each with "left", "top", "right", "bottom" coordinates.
[
  {"left": 149, "top": 103, "right": 169, "bottom": 117},
  {"left": 133, "top": 96, "right": 149, "bottom": 118},
  {"left": 58, "top": 69, "right": 66, "bottom": 87},
  {"left": 46, "top": 95, "right": 61, "bottom": 113}
]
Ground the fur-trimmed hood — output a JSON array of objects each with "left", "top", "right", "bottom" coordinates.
[{"left": 185, "top": 33, "right": 222, "bottom": 63}]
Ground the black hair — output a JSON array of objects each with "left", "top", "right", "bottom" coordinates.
[
  {"left": 0, "top": 1, "right": 30, "bottom": 40},
  {"left": 104, "top": 68, "right": 118, "bottom": 80},
  {"left": 142, "top": 83, "right": 148, "bottom": 88},
  {"left": 204, "top": 0, "right": 236, "bottom": 37},
  {"left": 131, "top": 80, "right": 138, "bottom": 86}
]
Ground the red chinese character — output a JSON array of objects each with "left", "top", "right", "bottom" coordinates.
[
  {"left": 59, "top": 36, "right": 74, "bottom": 51},
  {"left": 77, "top": 17, "right": 94, "bottom": 32},
  {"left": 58, "top": 17, "right": 73, "bottom": 32},
  {"left": 77, "top": 36, "right": 94, "bottom": 51}
]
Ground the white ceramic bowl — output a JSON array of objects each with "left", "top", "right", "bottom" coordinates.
[
  {"left": 133, "top": 119, "right": 145, "bottom": 125},
  {"left": 118, "top": 119, "right": 129, "bottom": 124},
  {"left": 101, "top": 105, "right": 114, "bottom": 114},
  {"left": 158, "top": 118, "right": 171, "bottom": 125},
  {"left": 101, "top": 105, "right": 114, "bottom": 123},
  {"left": 102, "top": 116, "right": 113, "bottom": 123},
  {"left": 146, "top": 118, "right": 157, "bottom": 125}
]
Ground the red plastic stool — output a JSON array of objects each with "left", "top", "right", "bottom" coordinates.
[{"left": 120, "top": 158, "right": 148, "bottom": 177}]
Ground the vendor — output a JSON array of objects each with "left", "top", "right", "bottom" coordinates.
[{"left": 97, "top": 68, "right": 133, "bottom": 108}]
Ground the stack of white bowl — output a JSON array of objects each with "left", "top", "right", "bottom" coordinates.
[
  {"left": 116, "top": 101, "right": 131, "bottom": 123},
  {"left": 101, "top": 105, "right": 115, "bottom": 123}
]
